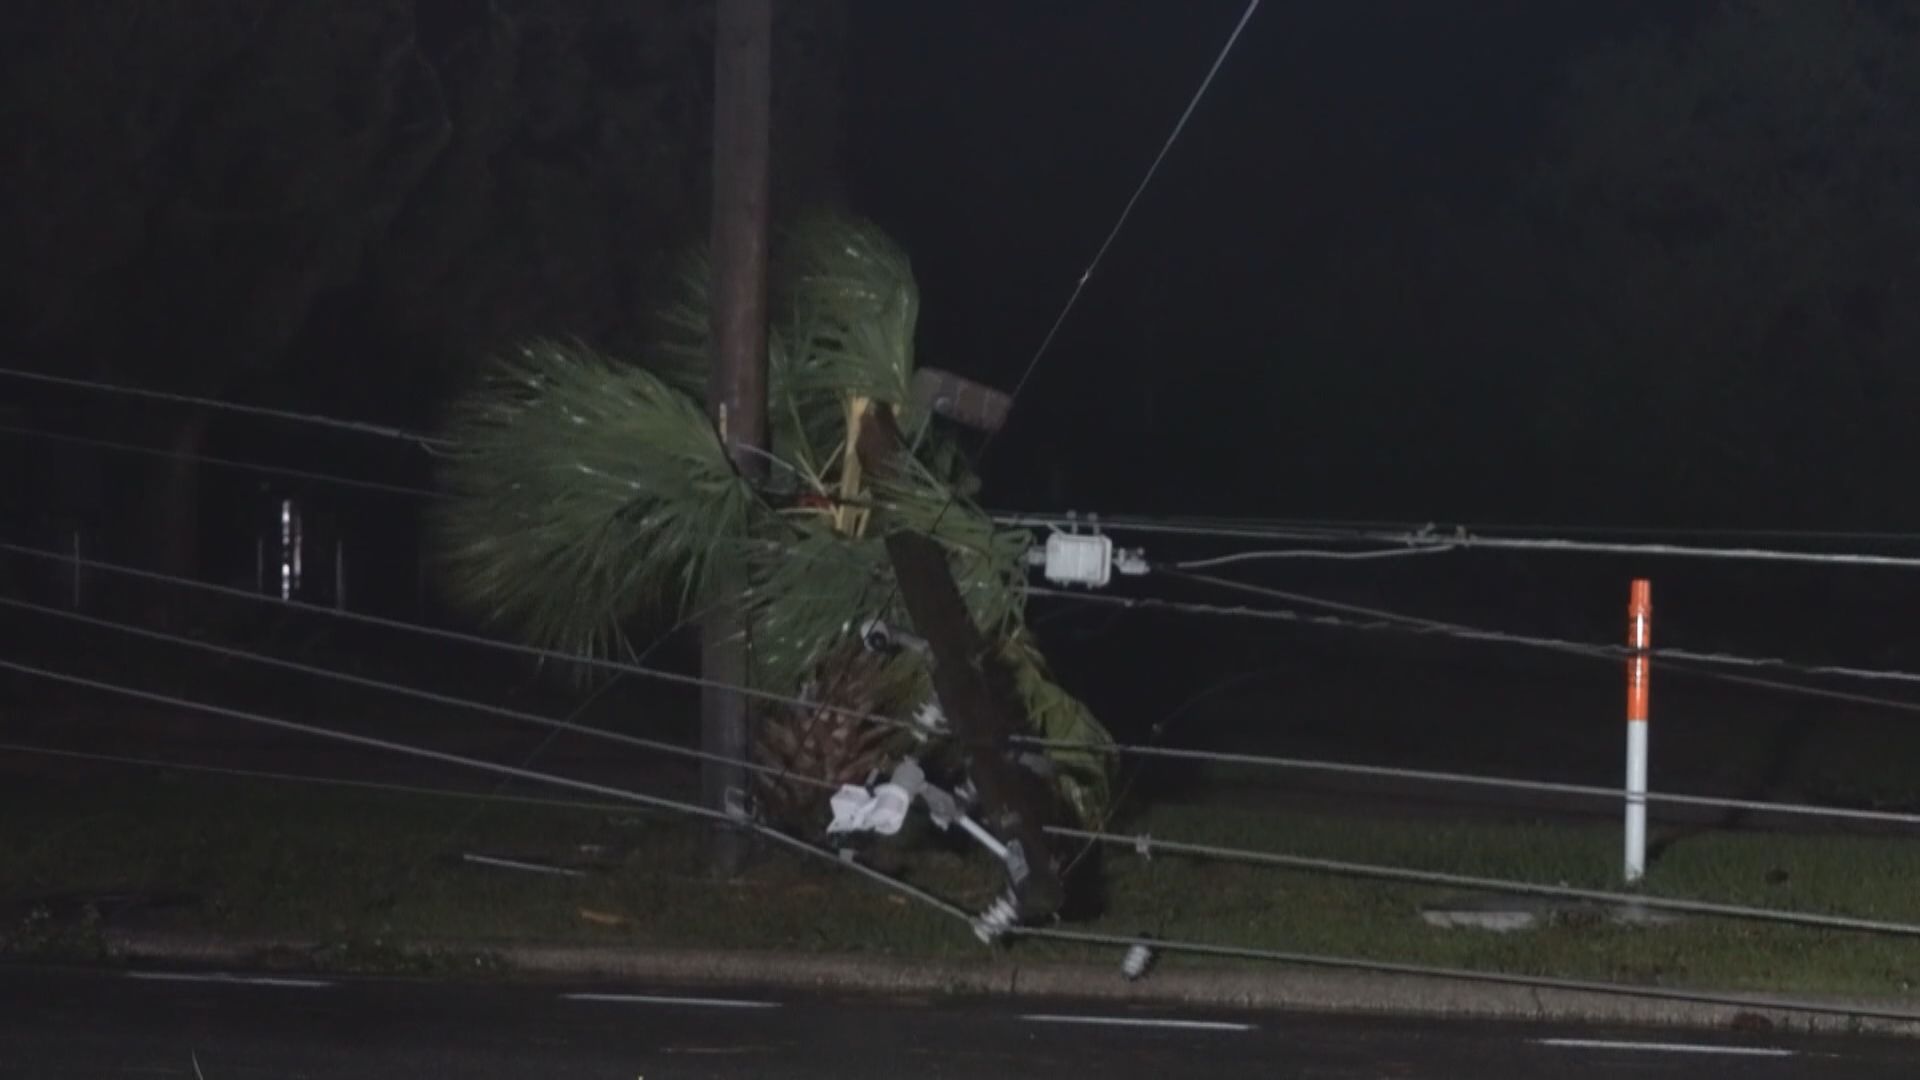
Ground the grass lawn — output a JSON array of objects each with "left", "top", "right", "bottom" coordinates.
[{"left": 3, "top": 770, "right": 1920, "bottom": 998}]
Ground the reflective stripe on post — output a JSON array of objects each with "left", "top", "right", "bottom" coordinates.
[{"left": 1625, "top": 579, "right": 1652, "bottom": 884}]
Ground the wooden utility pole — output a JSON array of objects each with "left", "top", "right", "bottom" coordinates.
[
  {"left": 702, "top": 0, "right": 773, "bottom": 876},
  {"left": 855, "top": 405, "right": 1065, "bottom": 920}
]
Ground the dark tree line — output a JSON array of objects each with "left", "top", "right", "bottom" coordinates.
[{"left": 0, "top": 0, "right": 846, "bottom": 595}]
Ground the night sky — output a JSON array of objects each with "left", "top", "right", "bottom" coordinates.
[
  {"left": 851, "top": 0, "right": 1912, "bottom": 531},
  {"left": 850, "top": 0, "right": 1672, "bottom": 519}
]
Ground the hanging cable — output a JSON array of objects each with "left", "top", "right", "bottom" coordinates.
[
  {"left": 12, "top": 534, "right": 1920, "bottom": 828},
  {"left": 0, "top": 421, "right": 443, "bottom": 499},
  {"left": 0, "top": 741, "right": 638, "bottom": 817},
  {"left": 0, "top": 594, "right": 834, "bottom": 789},
  {"left": 863, "top": 0, "right": 1264, "bottom": 638},
  {"left": 996, "top": 510, "right": 1920, "bottom": 569},
  {"left": 0, "top": 655, "right": 970, "bottom": 922},
  {"left": 0, "top": 365, "right": 448, "bottom": 448},
  {"left": 1014, "top": 926, "right": 1920, "bottom": 1025},
  {"left": 1044, "top": 826, "right": 1920, "bottom": 938},
  {"left": 0, "top": 537, "right": 922, "bottom": 741},
  {"left": 1169, "top": 545, "right": 1458, "bottom": 568}
]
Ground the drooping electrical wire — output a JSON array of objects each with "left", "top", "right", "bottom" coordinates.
[
  {"left": 0, "top": 365, "right": 448, "bottom": 448},
  {"left": 0, "top": 421, "right": 443, "bottom": 499},
  {"left": 0, "top": 594, "right": 833, "bottom": 789},
  {"left": 0, "top": 655, "right": 969, "bottom": 922},
  {"left": 996, "top": 511, "right": 1920, "bottom": 570}
]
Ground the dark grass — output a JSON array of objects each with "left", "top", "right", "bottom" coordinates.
[{"left": 5, "top": 772, "right": 1920, "bottom": 997}]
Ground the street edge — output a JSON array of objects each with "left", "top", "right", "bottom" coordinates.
[{"left": 84, "top": 929, "right": 1920, "bottom": 1038}]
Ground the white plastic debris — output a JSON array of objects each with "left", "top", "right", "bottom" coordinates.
[{"left": 826, "top": 760, "right": 927, "bottom": 837}]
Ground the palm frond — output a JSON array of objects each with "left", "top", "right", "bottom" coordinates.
[
  {"left": 431, "top": 339, "right": 762, "bottom": 660},
  {"left": 778, "top": 214, "right": 923, "bottom": 427},
  {"left": 868, "top": 457, "right": 1031, "bottom": 640},
  {"left": 428, "top": 216, "right": 1115, "bottom": 826},
  {"left": 1003, "top": 630, "right": 1114, "bottom": 825}
]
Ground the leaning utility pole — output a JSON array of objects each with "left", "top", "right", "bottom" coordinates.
[{"left": 702, "top": 0, "right": 773, "bottom": 876}]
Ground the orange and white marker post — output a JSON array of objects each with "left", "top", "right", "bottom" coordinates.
[{"left": 1624, "top": 579, "right": 1652, "bottom": 884}]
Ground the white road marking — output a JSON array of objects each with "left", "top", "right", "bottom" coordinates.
[
  {"left": 1020, "top": 1013, "right": 1254, "bottom": 1032},
  {"left": 1536, "top": 1038, "right": 1794, "bottom": 1058},
  {"left": 126, "top": 971, "right": 331, "bottom": 989},
  {"left": 562, "top": 992, "right": 780, "bottom": 1009}
]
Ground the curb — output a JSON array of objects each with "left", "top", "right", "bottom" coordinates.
[{"left": 90, "top": 929, "right": 1920, "bottom": 1038}]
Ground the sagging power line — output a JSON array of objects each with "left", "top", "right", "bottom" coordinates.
[
  {"left": 9, "top": 542, "right": 1914, "bottom": 836},
  {"left": 0, "top": 594, "right": 834, "bottom": 790},
  {"left": 0, "top": 421, "right": 442, "bottom": 499},
  {"left": 997, "top": 511, "right": 1920, "bottom": 570},
  {"left": 1026, "top": 571, "right": 1920, "bottom": 697},
  {"left": 0, "top": 365, "right": 448, "bottom": 449},
  {"left": 7, "top": 691, "right": 1915, "bottom": 1026},
  {"left": 0, "top": 654, "right": 968, "bottom": 922}
]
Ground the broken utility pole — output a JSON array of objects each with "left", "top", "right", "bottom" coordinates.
[
  {"left": 701, "top": 0, "right": 773, "bottom": 877},
  {"left": 856, "top": 399, "right": 1065, "bottom": 921}
]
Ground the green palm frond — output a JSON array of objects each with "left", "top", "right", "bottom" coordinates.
[
  {"left": 868, "top": 458, "right": 1031, "bottom": 639},
  {"left": 1004, "top": 631, "right": 1114, "bottom": 825},
  {"left": 429, "top": 213, "right": 1115, "bottom": 826},
  {"left": 431, "top": 339, "right": 763, "bottom": 660},
  {"left": 778, "top": 214, "right": 922, "bottom": 427},
  {"left": 650, "top": 251, "right": 716, "bottom": 399}
]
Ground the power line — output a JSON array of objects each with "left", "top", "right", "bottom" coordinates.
[
  {"left": 0, "top": 657, "right": 737, "bottom": 822},
  {"left": 0, "top": 421, "right": 443, "bottom": 499},
  {"left": 997, "top": 509, "right": 1920, "bottom": 549},
  {"left": 866, "top": 0, "right": 1263, "bottom": 639},
  {"left": 1112, "top": 569, "right": 1920, "bottom": 694},
  {"left": 0, "top": 655, "right": 970, "bottom": 923},
  {"left": 1016, "top": 737, "right": 1920, "bottom": 829},
  {"left": 10, "top": 658, "right": 1917, "bottom": 1025},
  {"left": 997, "top": 0, "right": 1262, "bottom": 417},
  {"left": 20, "top": 734, "right": 1919, "bottom": 945},
  {"left": 17, "top": 574, "right": 1911, "bottom": 833},
  {"left": 0, "top": 366, "right": 448, "bottom": 448},
  {"left": 996, "top": 511, "right": 1920, "bottom": 570},
  {"left": 0, "top": 594, "right": 834, "bottom": 790},
  {"left": 1404, "top": 531, "right": 1920, "bottom": 571},
  {"left": 1016, "top": 926, "right": 1920, "bottom": 1026},
  {"left": 1169, "top": 545, "right": 1458, "bottom": 568},
  {"left": 13, "top": 534, "right": 1920, "bottom": 831},
  {"left": 0, "top": 741, "right": 639, "bottom": 817},
  {"left": 0, "top": 537, "right": 920, "bottom": 741},
  {"left": 1026, "top": 579, "right": 1920, "bottom": 717},
  {"left": 12, "top": 746, "right": 1915, "bottom": 1028},
  {"left": 1044, "top": 826, "right": 1920, "bottom": 939}
]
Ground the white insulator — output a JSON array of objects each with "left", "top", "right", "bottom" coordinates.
[
  {"left": 971, "top": 892, "right": 1020, "bottom": 944},
  {"left": 1121, "top": 941, "right": 1158, "bottom": 981}
]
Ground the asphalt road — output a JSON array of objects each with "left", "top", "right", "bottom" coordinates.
[{"left": 1, "top": 965, "right": 1914, "bottom": 1079}]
